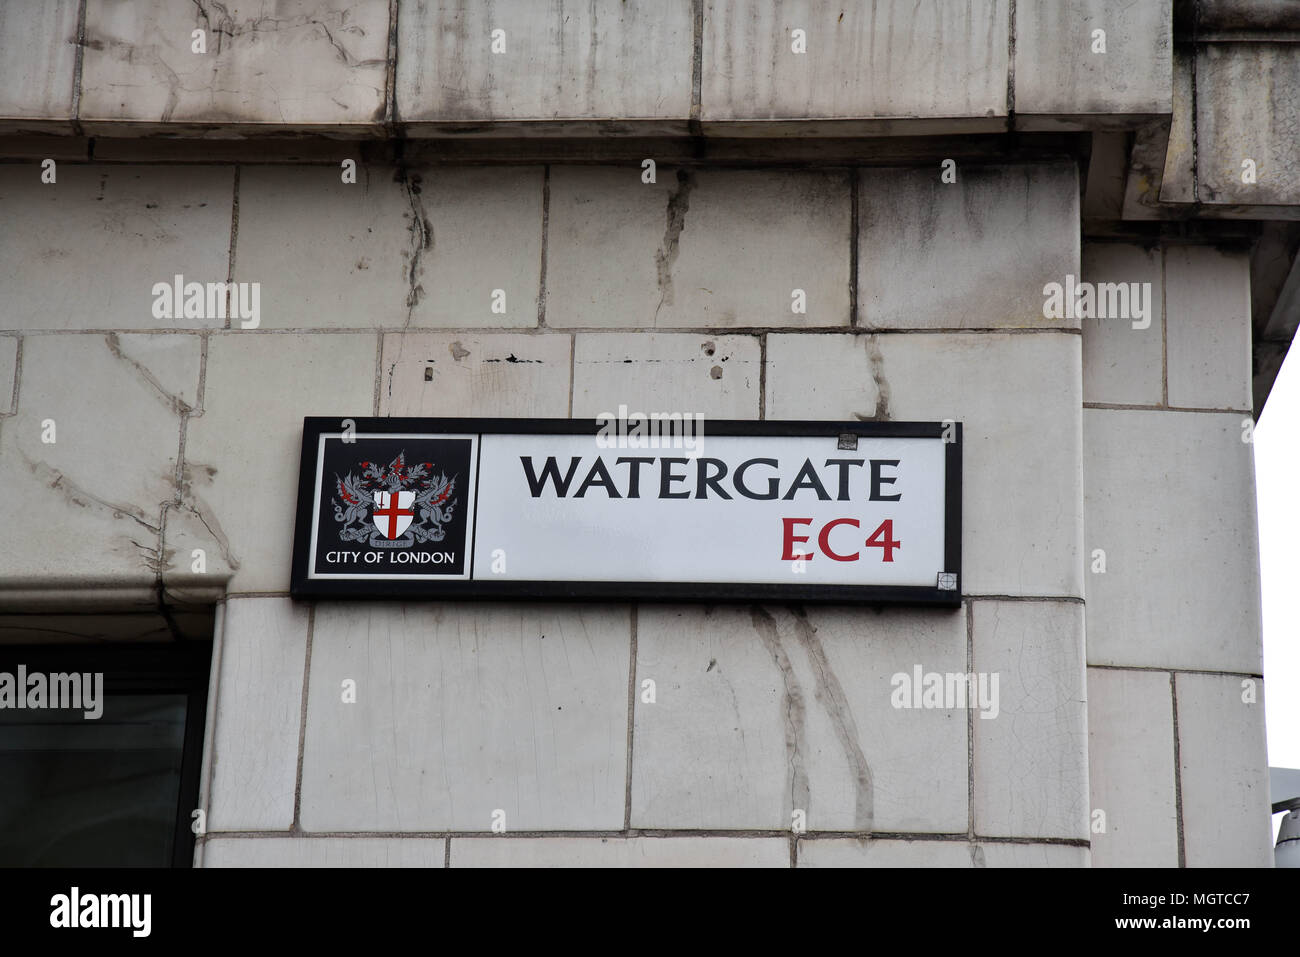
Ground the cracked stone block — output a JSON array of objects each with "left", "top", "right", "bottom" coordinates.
[
  {"left": 0, "top": 165, "right": 235, "bottom": 331},
  {"left": 1175, "top": 673, "right": 1272, "bottom": 866},
  {"left": 201, "top": 837, "right": 444, "bottom": 867},
  {"left": 1086, "top": 667, "right": 1178, "bottom": 867},
  {"left": 1165, "top": 247, "right": 1253, "bottom": 411},
  {"left": 701, "top": 0, "right": 1008, "bottom": 132},
  {"left": 546, "top": 168, "right": 851, "bottom": 329},
  {"left": 972, "top": 601, "right": 1089, "bottom": 841},
  {"left": 0, "top": 334, "right": 199, "bottom": 597},
  {"left": 450, "top": 837, "right": 789, "bottom": 868},
  {"left": 798, "top": 839, "right": 974, "bottom": 868},
  {"left": 858, "top": 163, "right": 1080, "bottom": 330},
  {"left": 976, "top": 843, "right": 1088, "bottom": 866},
  {"left": 1080, "top": 243, "right": 1164, "bottom": 406},
  {"left": 180, "top": 333, "right": 376, "bottom": 593},
  {"left": 0, "top": 337, "right": 16, "bottom": 414},
  {"left": 571, "top": 333, "right": 760, "bottom": 419},
  {"left": 396, "top": 0, "right": 693, "bottom": 132},
  {"left": 299, "top": 603, "right": 630, "bottom": 831},
  {"left": 205, "top": 598, "right": 308, "bottom": 832},
  {"left": 631, "top": 604, "right": 968, "bottom": 833},
  {"left": 0, "top": 2, "right": 80, "bottom": 132},
  {"left": 767, "top": 332, "right": 1083, "bottom": 598},
  {"left": 1015, "top": 1, "right": 1172, "bottom": 128},
  {"left": 78, "top": 0, "right": 390, "bottom": 133},
  {"left": 235, "top": 166, "right": 544, "bottom": 329},
  {"left": 1196, "top": 44, "right": 1300, "bottom": 207},
  {"left": 1083, "top": 409, "right": 1262, "bottom": 673},
  {"left": 379, "top": 332, "right": 571, "bottom": 416}
]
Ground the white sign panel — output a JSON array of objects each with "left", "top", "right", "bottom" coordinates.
[{"left": 292, "top": 418, "right": 961, "bottom": 605}]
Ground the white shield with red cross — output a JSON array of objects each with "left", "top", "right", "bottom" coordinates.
[{"left": 372, "top": 490, "right": 415, "bottom": 539}]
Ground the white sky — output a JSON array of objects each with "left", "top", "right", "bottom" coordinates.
[{"left": 1255, "top": 339, "right": 1299, "bottom": 844}]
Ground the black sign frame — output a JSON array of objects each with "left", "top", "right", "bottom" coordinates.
[{"left": 290, "top": 417, "right": 962, "bottom": 606}]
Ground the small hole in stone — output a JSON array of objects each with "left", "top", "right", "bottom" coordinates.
[
  {"left": 702, "top": 340, "right": 716, "bottom": 356},
  {"left": 424, "top": 367, "right": 433, "bottom": 381},
  {"left": 710, "top": 365, "right": 723, "bottom": 379}
]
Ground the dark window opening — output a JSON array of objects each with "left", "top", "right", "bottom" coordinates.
[{"left": 0, "top": 642, "right": 211, "bottom": 868}]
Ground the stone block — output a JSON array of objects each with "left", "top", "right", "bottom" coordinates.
[
  {"left": 234, "top": 165, "right": 544, "bottom": 329},
  {"left": 767, "top": 332, "right": 1083, "bottom": 598},
  {"left": 972, "top": 601, "right": 1089, "bottom": 840},
  {"left": 450, "top": 836, "right": 789, "bottom": 867},
  {"left": 631, "top": 604, "right": 968, "bottom": 833},
  {"left": 701, "top": 1, "right": 1008, "bottom": 131},
  {"left": 0, "top": 2, "right": 80, "bottom": 131},
  {"left": 546, "top": 167, "right": 851, "bottom": 328},
  {"left": 0, "top": 166, "right": 235, "bottom": 331},
  {"left": 857, "top": 163, "right": 1080, "bottom": 329},
  {"left": 571, "top": 333, "right": 760, "bottom": 419},
  {"left": 1176, "top": 672, "right": 1273, "bottom": 867},
  {"left": 1015, "top": 1, "right": 1172, "bottom": 126},
  {"left": 1080, "top": 243, "right": 1164, "bottom": 406},
  {"left": 396, "top": 0, "right": 693, "bottom": 132},
  {"left": 797, "top": 839, "right": 973, "bottom": 868},
  {"left": 299, "top": 602, "right": 630, "bottom": 831},
  {"left": 380, "top": 332, "right": 571, "bottom": 416},
  {"left": 180, "top": 333, "right": 376, "bottom": 593},
  {"left": 1083, "top": 409, "right": 1262, "bottom": 673},
  {"left": 79, "top": 0, "right": 390, "bottom": 132},
  {"left": 0, "top": 334, "right": 199, "bottom": 595},
  {"left": 202, "top": 837, "right": 443, "bottom": 867},
  {"left": 1164, "top": 246, "right": 1253, "bottom": 410},
  {"left": 205, "top": 598, "right": 309, "bottom": 831},
  {"left": 1085, "top": 667, "right": 1178, "bottom": 867},
  {"left": 1196, "top": 44, "right": 1300, "bottom": 207}
]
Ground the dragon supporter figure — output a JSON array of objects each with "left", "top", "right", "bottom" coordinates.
[{"left": 332, "top": 452, "right": 457, "bottom": 548}]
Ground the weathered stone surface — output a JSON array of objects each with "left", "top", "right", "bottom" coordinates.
[
  {"left": 450, "top": 836, "right": 789, "bottom": 867},
  {"left": 858, "top": 163, "right": 1080, "bottom": 329},
  {"left": 299, "top": 603, "right": 630, "bottom": 831},
  {"left": 1165, "top": 246, "right": 1253, "bottom": 410},
  {"left": 1086, "top": 667, "right": 1178, "bottom": 867},
  {"left": 976, "top": 843, "right": 1088, "bottom": 867},
  {"left": 1083, "top": 410, "right": 1262, "bottom": 673},
  {"left": 380, "top": 332, "right": 571, "bottom": 416},
  {"left": 797, "top": 839, "right": 972, "bottom": 868},
  {"left": 1176, "top": 672, "right": 1272, "bottom": 866},
  {"left": 631, "top": 605, "right": 968, "bottom": 832},
  {"left": 0, "top": 2, "right": 80, "bottom": 131},
  {"left": 79, "top": 0, "right": 390, "bottom": 132},
  {"left": 181, "top": 333, "right": 376, "bottom": 593},
  {"left": 0, "top": 166, "right": 235, "bottom": 331},
  {"left": 0, "top": 336, "right": 17, "bottom": 414},
  {"left": 571, "top": 333, "right": 760, "bottom": 419},
  {"left": 1197, "top": 44, "right": 1300, "bottom": 207},
  {"left": 767, "top": 332, "right": 1083, "bottom": 598},
  {"left": 0, "top": 334, "right": 198, "bottom": 596},
  {"left": 796, "top": 839, "right": 1086, "bottom": 867},
  {"left": 701, "top": 1, "right": 1008, "bottom": 131},
  {"left": 1080, "top": 243, "right": 1164, "bottom": 405},
  {"left": 547, "top": 168, "right": 851, "bottom": 328},
  {"left": 972, "top": 601, "right": 1088, "bottom": 840},
  {"left": 235, "top": 165, "right": 544, "bottom": 329},
  {"left": 1015, "top": 1, "right": 1172, "bottom": 126},
  {"left": 202, "top": 837, "right": 444, "bottom": 867},
  {"left": 397, "top": 0, "right": 693, "bottom": 131},
  {"left": 206, "top": 598, "right": 309, "bottom": 831}
]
